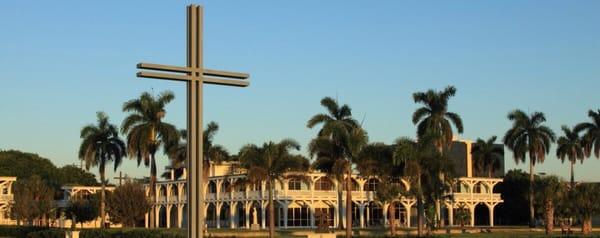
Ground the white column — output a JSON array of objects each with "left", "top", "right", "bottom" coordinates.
[
  {"left": 245, "top": 205, "right": 250, "bottom": 229},
  {"left": 310, "top": 206, "right": 315, "bottom": 228},
  {"left": 448, "top": 206, "right": 453, "bottom": 227},
  {"left": 216, "top": 203, "right": 221, "bottom": 229},
  {"left": 166, "top": 205, "right": 171, "bottom": 228},
  {"left": 366, "top": 205, "right": 370, "bottom": 227},
  {"left": 469, "top": 205, "right": 475, "bottom": 227},
  {"left": 488, "top": 204, "right": 495, "bottom": 227},
  {"left": 155, "top": 206, "right": 160, "bottom": 228},
  {"left": 178, "top": 205, "right": 183, "bottom": 228},
  {"left": 382, "top": 203, "right": 389, "bottom": 227},
  {"left": 283, "top": 205, "right": 289, "bottom": 229},
  {"left": 333, "top": 206, "right": 338, "bottom": 228},
  {"left": 230, "top": 203, "right": 236, "bottom": 229},
  {"left": 145, "top": 213, "right": 149, "bottom": 228},
  {"left": 359, "top": 204, "right": 365, "bottom": 228},
  {"left": 405, "top": 204, "right": 411, "bottom": 228},
  {"left": 261, "top": 204, "right": 266, "bottom": 229}
]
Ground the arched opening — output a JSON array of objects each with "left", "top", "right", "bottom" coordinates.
[
  {"left": 474, "top": 183, "right": 483, "bottom": 193},
  {"left": 158, "top": 206, "right": 167, "bottom": 227},
  {"left": 221, "top": 181, "right": 231, "bottom": 193},
  {"left": 236, "top": 202, "right": 245, "bottom": 228},
  {"left": 287, "top": 203, "right": 311, "bottom": 227},
  {"left": 206, "top": 203, "right": 217, "bottom": 228},
  {"left": 219, "top": 203, "right": 231, "bottom": 228},
  {"left": 366, "top": 202, "right": 383, "bottom": 227},
  {"left": 364, "top": 178, "right": 379, "bottom": 191},
  {"left": 387, "top": 202, "right": 407, "bottom": 228},
  {"left": 159, "top": 186, "right": 167, "bottom": 198},
  {"left": 170, "top": 185, "right": 178, "bottom": 198},
  {"left": 181, "top": 205, "right": 188, "bottom": 227},
  {"left": 474, "top": 203, "right": 489, "bottom": 226},
  {"left": 207, "top": 181, "right": 217, "bottom": 194},
  {"left": 314, "top": 205, "right": 334, "bottom": 228},
  {"left": 169, "top": 205, "right": 178, "bottom": 228},
  {"left": 314, "top": 177, "right": 334, "bottom": 191}
]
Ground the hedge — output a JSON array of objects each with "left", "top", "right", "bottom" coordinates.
[{"left": 79, "top": 228, "right": 186, "bottom": 238}]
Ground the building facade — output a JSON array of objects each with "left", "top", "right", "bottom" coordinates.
[
  {"left": 147, "top": 139, "right": 504, "bottom": 229},
  {"left": 0, "top": 177, "right": 16, "bottom": 225}
]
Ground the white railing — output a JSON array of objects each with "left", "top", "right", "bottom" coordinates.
[{"left": 233, "top": 192, "right": 245, "bottom": 199}]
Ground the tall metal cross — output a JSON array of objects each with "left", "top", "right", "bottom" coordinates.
[
  {"left": 113, "top": 171, "right": 128, "bottom": 186},
  {"left": 136, "top": 5, "right": 249, "bottom": 238}
]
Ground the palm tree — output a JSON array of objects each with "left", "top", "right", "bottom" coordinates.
[
  {"left": 356, "top": 142, "right": 402, "bottom": 236},
  {"left": 534, "top": 175, "right": 565, "bottom": 235},
  {"left": 238, "top": 139, "right": 309, "bottom": 238},
  {"left": 412, "top": 85, "right": 463, "bottom": 151},
  {"left": 307, "top": 96, "right": 360, "bottom": 235},
  {"left": 163, "top": 122, "right": 230, "bottom": 181},
  {"left": 503, "top": 109, "right": 556, "bottom": 227},
  {"left": 78, "top": 112, "right": 126, "bottom": 228},
  {"left": 556, "top": 125, "right": 585, "bottom": 186},
  {"left": 393, "top": 135, "right": 440, "bottom": 237},
  {"left": 572, "top": 183, "right": 600, "bottom": 234},
  {"left": 309, "top": 136, "right": 346, "bottom": 230},
  {"left": 471, "top": 136, "right": 503, "bottom": 178},
  {"left": 121, "top": 91, "right": 179, "bottom": 228},
  {"left": 574, "top": 109, "right": 600, "bottom": 159}
]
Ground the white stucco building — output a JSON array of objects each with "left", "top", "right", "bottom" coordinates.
[{"left": 147, "top": 139, "right": 504, "bottom": 230}]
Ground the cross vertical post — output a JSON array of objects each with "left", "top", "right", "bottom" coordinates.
[{"left": 135, "top": 4, "right": 249, "bottom": 238}]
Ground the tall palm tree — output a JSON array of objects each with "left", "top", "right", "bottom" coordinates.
[
  {"left": 121, "top": 91, "right": 179, "bottom": 228},
  {"left": 309, "top": 136, "right": 346, "bottom": 230},
  {"left": 574, "top": 109, "right": 600, "bottom": 159},
  {"left": 307, "top": 96, "right": 360, "bottom": 235},
  {"left": 556, "top": 125, "right": 585, "bottom": 186},
  {"left": 78, "top": 111, "right": 126, "bottom": 228},
  {"left": 238, "top": 139, "right": 309, "bottom": 238},
  {"left": 412, "top": 85, "right": 464, "bottom": 151},
  {"left": 471, "top": 136, "right": 503, "bottom": 178},
  {"left": 503, "top": 109, "right": 556, "bottom": 227}
]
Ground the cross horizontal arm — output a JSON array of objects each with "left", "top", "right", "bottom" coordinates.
[
  {"left": 137, "top": 63, "right": 249, "bottom": 79},
  {"left": 137, "top": 71, "right": 249, "bottom": 87}
]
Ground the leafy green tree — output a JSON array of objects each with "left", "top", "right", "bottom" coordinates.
[
  {"left": 65, "top": 194, "right": 100, "bottom": 229},
  {"left": 494, "top": 169, "right": 530, "bottom": 225},
  {"left": 57, "top": 165, "right": 99, "bottom": 186},
  {"left": 106, "top": 182, "right": 151, "bottom": 227},
  {"left": 307, "top": 96, "right": 360, "bottom": 236},
  {"left": 412, "top": 85, "right": 463, "bottom": 151},
  {"left": 79, "top": 111, "right": 126, "bottom": 228},
  {"left": 238, "top": 139, "right": 309, "bottom": 238},
  {"left": 503, "top": 109, "right": 555, "bottom": 227},
  {"left": 534, "top": 175, "right": 565, "bottom": 235},
  {"left": 574, "top": 109, "right": 600, "bottom": 159},
  {"left": 571, "top": 183, "right": 600, "bottom": 234},
  {"left": 10, "top": 175, "right": 55, "bottom": 226},
  {"left": 556, "top": 125, "right": 585, "bottom": 186},
  {"left": 471, "top": 136, "right": 503, "bottom": 178},
  {"left": 121, "top": 91, "right": 178, "bottom": 228},
  {"left": 356, "top": 142, "right": 402, "bottom": 236}
]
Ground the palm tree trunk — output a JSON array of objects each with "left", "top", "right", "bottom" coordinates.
[
  {"left": 582, "top": 216, "right": 592, "bottom": 234},
  {"left": 149, "top": 154, "right": 157, "bottom": 228},
  {"left": 337, "top": 181, "right": 344, "bottom": 230},
  {"left": 100, "top": 167, "right": 106, "bottom": 229},
  {"left": 345, "top": 168, "right": 352, "bottom": 238},
  {"left": 268, "top": 178, "right": 275, "bottom": 238},
  {"left": 389, "top": 202, "right": 396, "bottom": 236},
  {"left": 544, "top": 200, "right": 553, "bottom": 235},
  {"left": 417, "top": 197, "right": 424, "bottom": 237},
  {"left": 529, "top": 158, "right": 535, "bottom": 228},
  {"left": 570, "top": 161, "right": 575, "bottom": 188},
  {"left": 488, "top": 166, "right": 492, "bottom": 178}
]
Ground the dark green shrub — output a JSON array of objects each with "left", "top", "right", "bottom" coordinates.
[{"left": 26, "top": 229, "right": 64, "bottom": 238}]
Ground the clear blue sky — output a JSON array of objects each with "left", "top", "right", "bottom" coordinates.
[{"left": 1, "top": 1, "right": 599, "bottom": 183}]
